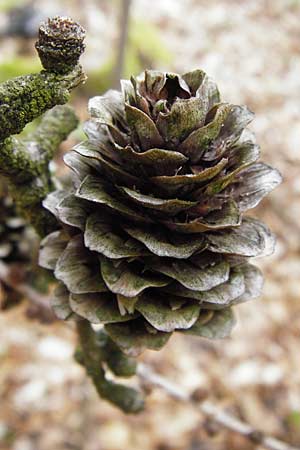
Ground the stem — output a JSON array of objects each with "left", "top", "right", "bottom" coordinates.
[
  {"left": 137, "top": 364, "right": 299, "bottom": 450},
  {"left": 76, "top": 320, "right": 144, "bottom": 414}
]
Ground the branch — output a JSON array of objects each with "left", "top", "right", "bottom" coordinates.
[
  {"left": 0, "top": 17, "right": 86, "bottom": 143},
  {"left": 137, "top": 364, "right": 300, "bottom": 450},
  {"left": 0, "top": 17, "right": 86, "bottom": 236},
  {"left": 1, "top": 106, "right": 79, "bottom": 235},
  {"left": 24, "top": 105, "right": 79, "bottom": 168},
  {"left": 0, "top": 106, "right": 78, "bottom": 182},
  {"left": 76, "top": 320, "right": 145, "bottom": 414},
  {"left": 0, "top": 67, "right": 85, "bottom": 143}
]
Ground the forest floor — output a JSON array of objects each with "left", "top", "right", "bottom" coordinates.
[{"left": 0, "top": 0, "right": 300, "bottom": 449}]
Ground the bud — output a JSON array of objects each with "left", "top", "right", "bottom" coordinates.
[{"left": 35, "top": 16, "right": 86, "bottom": 74}]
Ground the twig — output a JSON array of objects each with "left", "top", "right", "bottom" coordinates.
[
  {"left": 76, "top": 320, "right": 144, "bottom": 414},
  {"left": 137, "top": 363, "right": 300, "bottom": 450},
  {"left": 113, "top": 0, "right": 132, "bottom": 88}
]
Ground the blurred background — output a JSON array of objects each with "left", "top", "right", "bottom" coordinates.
[{"left": 0, "top": 0, "right": 300, "bottom": 449}]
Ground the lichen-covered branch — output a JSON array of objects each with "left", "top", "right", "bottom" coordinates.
[
  {"left": 0, "top": 17, "right": 86, "bottom": 236},
  {"left": 24, "top": 105, "right": 79, "bottom": 172},
  {"left": 76, "top": 320, "right": 145, "bottom": 414},
  {"left": 0, "top": 105, "right": 79, "bottom": 235},
  {"left": 0, "top": 106, "right": 78, "bottom": 182},
  {"left": 8, "top": 177, "right": 57, "bottom": 236},
  {"left": 0, "top": 17, "right": 86, "bottom": 143},
  {"left": 0, "top": 67, "right": 85, "bottom": 143}
]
